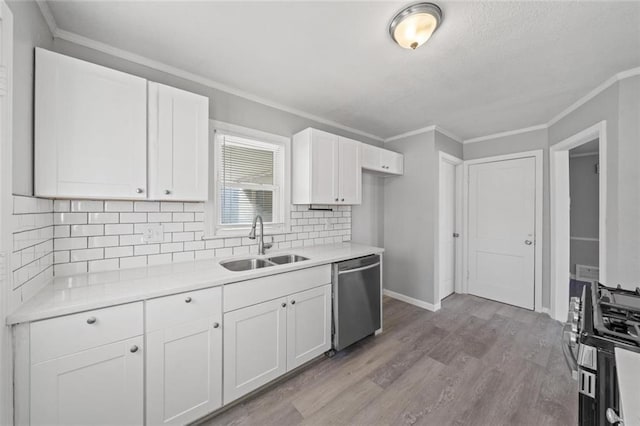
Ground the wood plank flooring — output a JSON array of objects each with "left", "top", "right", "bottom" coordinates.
[{"left": 200, "top": 294, "right": 578, "bottom": 426}]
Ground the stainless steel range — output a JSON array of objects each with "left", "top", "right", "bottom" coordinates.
[{"left": 563, "top": 282, "right": 640, "bottom": 426}]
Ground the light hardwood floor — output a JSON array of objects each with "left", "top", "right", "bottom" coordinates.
[{"left": 200, "top": 294, "right": 578, "bottom": 426}]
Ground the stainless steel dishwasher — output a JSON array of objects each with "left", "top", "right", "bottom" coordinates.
[{"left": 332, "top": 254, "right": 381, "bottom": 351}]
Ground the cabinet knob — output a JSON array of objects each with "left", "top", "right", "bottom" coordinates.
[
  {"left": 281, "top": 302, "right": 287, "bottom": 308},
  {"left": 335, "top": 198, "right": 339, "bottom": 202},
  {"left": 291, "top": 300, "right": 296, "bottom": 305},
  {"left": 130, "top": 345, "right": 139, "bottom": 353},
  {"left": 213, "top": 322, "right": 220, "bottom": 329},
  {"left": 86, "top": 317, "right": 97, "bottom": 325},
  {"left": 341, "top": 198, "right": 345, "bottom": 202},
  {"left": 136, "top": 188, "right": 144, "bottom": 194},
  {"left": 164, "top": 189, "right": 171, "bottom": 195},
  {"left": 185, "top": 296, "right": 192, "bottom": 303}
]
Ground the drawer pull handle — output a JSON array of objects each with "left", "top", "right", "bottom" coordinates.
[
  {"left": 86, "top": 317, "right": 97, "bottom": 325},
  {"left": 213, "top": 322, "right": 220, "bottom": 329},
  {"left": 130, "top": 345, "right": 139, "bottom": 353},
  {"left": 291, "top": 300, "right": 296, "bottom": 305},
  {"left": 185, "top": 297, "right": 192, "bottom": 303},
  {"left": 281, "top": 302, "right": 287, "bottom": 308}
]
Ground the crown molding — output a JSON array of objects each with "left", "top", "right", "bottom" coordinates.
[
  {"left": 36, "top": 2, "right": 384, "bottom": 143},
  {"left": 384, "top": 125, "right": 462, "bottom": 143},
  {"left": 463, "top": 124, "right": 548, "bottom": 144}
]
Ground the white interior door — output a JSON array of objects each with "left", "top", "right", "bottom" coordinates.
[
  {"left": 468, "top": 157, "right": 536, "bottom": 309},
  {"left": 439, "top": 160, "right": 457, "bottom": 299}
]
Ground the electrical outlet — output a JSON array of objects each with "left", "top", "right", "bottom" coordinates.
[{"left": 140, "top": 223, "right": 164, "bottom": 243}]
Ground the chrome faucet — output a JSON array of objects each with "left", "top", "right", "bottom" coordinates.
[{"left": 248, "top": 215, "right": 272, "bottom": 255}]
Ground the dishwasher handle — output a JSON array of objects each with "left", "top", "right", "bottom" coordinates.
[{"left": 337, "top": 262, "right": 380, "bottom": 275}]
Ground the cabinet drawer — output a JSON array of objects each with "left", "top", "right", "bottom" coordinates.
[
  {"left": 31, "top": 302, "right": 143, "bottom": 364},
  {"left": 146, "top": 286, "right": 222, "bottom": 332},
  {"left": 224, "top": 265, "right": 331, "bottom": 312}
]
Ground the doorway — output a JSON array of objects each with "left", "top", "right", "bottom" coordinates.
[
  {"left": 436, "top": 152, "right": 462, "bottom": 304},
  {"left": 462, "top": 151, "right": 543, "bottom": 311},
  {"left": 550, "top": 121, "right": 607, "bottom": 322}
]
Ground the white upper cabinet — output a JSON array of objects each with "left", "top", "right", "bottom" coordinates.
[
  {"left": 292, "top": 128, "right": 362, "bottom": 205},
  {"left": 148, "top": 82, "right": 209, "bottom": 201},
  {"left": 361, "top": 143, "right": 404, "bottom": 175},
  {"left": 35, "top": 49, "right": 209, "bottom": 201},
  {"left": 35, "top": 48, "right": 148, "bottom": 200}
]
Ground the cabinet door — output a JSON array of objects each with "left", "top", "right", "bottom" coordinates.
[
  {"left": 31, "top": 336, "right": 143, "bottom": 426},
  {"left": 287, "top": 284, "right": 332, "bottom": 370},
  {"left": 148, "top": 82, "right": 209, "bottom": 201},
  {"left": 35, "top": 48, "right": 147, "bottom": 199},
  {"left": 310, "top": 129, "right": 339, "bottom": 204},
  {"left": 361, "top": 143, "right": 381, "bottom": 172},
  {"left": 223, "top": 298, "right": 287, "bottom": 404},
  {"left": 380, "top": 149, "right": 404, "bottom": 175},
  {"left": 338, "top": 137, "right": 362, "bottom": 204},
  {"left": 146, "top": 317, "right": 222, "bottom": 425}
]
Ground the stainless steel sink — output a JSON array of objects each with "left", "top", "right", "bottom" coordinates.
[
  {"left": 266, "top": 254, "right": 309, "bottom": 265},
  {"left": 220, "top": 258, "right": 275, "bottom": 272}
]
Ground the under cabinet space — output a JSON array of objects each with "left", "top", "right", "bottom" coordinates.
[
  {"left": 146, "top": 287, "right": 223, "bottom": 425},
  {"left": 148, "top": 82, "right": 209, "bottom": 201}
]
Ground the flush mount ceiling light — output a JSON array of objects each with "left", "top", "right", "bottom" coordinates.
[{"left": 389, "top": 2, "right": 443, "bottom": 50}]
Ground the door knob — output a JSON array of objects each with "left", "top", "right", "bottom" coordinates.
[{"left": 525, "top": 240, "right": 533, "bottom": 245}]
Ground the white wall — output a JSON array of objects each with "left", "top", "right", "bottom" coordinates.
[{"left": 351, "top": 173, "right": 384, "bottom": 247}]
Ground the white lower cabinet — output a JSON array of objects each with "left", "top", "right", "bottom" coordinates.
[
  {"left": 287, "top": 285, "right": 332, "bottom": 370},
  {"left": 223, "top": 284, "right": 332, "bottom": 404},
  {"left": 29, "top": 303, "right": 144, "bottom": 426},
  {"left": 223, "top": 297, "right": 288, "bottom": 404},
  {"left": 146, "top": 287, "right": 222, "bottom": 425}
]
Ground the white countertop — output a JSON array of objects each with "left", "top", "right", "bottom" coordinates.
[
  {"left": 615, "top": 347, "right": 640, "bottom": 426},
  {"left": 7, "top": 242, "right": 383, "bottom": 325}
]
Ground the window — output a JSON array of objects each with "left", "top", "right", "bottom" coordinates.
[{"left": 206, "top": 122, "right": 290, "bottom": 237}]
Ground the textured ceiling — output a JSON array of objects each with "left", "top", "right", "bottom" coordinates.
[{"left": 46, "top": 1, "right": 640, "bottom": 140}]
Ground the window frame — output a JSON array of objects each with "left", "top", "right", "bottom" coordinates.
[{"left": 205, "top": 121, "right": 291, "bottom": 238}]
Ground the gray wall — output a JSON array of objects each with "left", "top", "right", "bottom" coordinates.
[
  {"left": 8, "top": 0, "right": 53, "bottom": 196},
  {"left": 569, "top": 154, "right": 599, "bottom": 275},
  {"left": 351, "top": 173, "right": 384, "bottom": 246},
  {"left": 548, "top": 77, "right": 640, "bottom": 289},
  {"left": 463, "top": 128, "right": 552, "bottom": 308},
  {"left": 383, "top": 130, "right": 463, "bottom": 306}
]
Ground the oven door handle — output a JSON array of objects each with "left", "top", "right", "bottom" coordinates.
[{"left": 562, "top": 323, "right": 579, "bottom": 380}]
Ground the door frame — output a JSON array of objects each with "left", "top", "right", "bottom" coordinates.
[
  {"left": 462, "top": 150, "right": 543, "bottom": 312},
  {"left": 550, "top": 121, "right": 607, "bottom": 321},
  {"left": 435, "top": 151, "right": 463, "bottom": 304}
]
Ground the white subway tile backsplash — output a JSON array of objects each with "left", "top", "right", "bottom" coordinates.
[
  {"left": 41, "top": 199, "right": 351, "bottom": 276},
  {"left": 71, "top": 224, "right": 104, "bottom": 237},
  {"left": 88, "top": 235, "right": 119, "bottom": 248},
  {"left": 54, "top": 262, "right": 87, "bottom": 277},
  {"left": 134, "top": 201, "right": 160, "bottom": 212},
  {"left": 54, "top": 212, "right": 87, "bottom": 225},
  {"left": 120, "top": 212, "right": 148, "bottom": 223},
  {"left": 105, "top": 223, "right": 134, "bottom": 235},
  {"left": 71, "top": 200, "right": 104, "bottom": 212},
  {"left": 88, "top": 212, "right": 119, "bottom": 224},
  {"left": 70, "top": 248, "right": 104, "bottom": 262},
  {"left": 104, "top": 200, "right": 134, "bottom": 212}
]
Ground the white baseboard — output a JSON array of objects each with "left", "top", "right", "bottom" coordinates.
[
  {"left": 541, "top": 307, "right": 551, "bottom": 315},
  {"left": 383, "top": 289, "right": 441, "bottom": 312}
]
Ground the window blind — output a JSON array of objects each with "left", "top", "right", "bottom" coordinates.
[{"left": 219, "top": 136, "right": 279, "bottom": 225}]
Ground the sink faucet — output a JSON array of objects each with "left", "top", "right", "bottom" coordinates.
[{"left": 248, "top": 215, "right": 273, "bottom": 255}]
